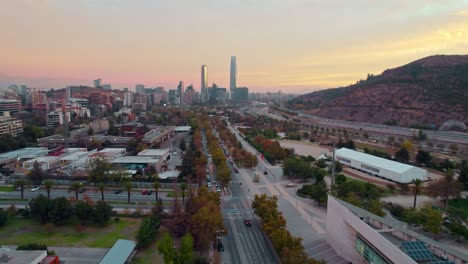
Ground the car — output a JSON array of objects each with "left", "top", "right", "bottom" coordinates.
[
  {"left": 207, "top": 182, "right": 212, "bottom": 187},
  {"left": 264, "top": 171, "right": 268, "bottom": 175},
  {"left": 141, "top": 190, "right": 147, "bottom": 195},
  {"left": 147, "top": 190, "right": 153, "bottom": 195},
  {"left": 31, "top": 186, "right": 40, "bottom": 192},
  {"left": 244, "top": 219, "right": 252, "bottom": 226},
  {"left": 78, "top": 187, "right": 86, "bottom": 193},
  {"left": 114, "top": 189, "right": 122, "bottom": 194},
  {"left": 216, "top": 188, "right": 221, "bottom": 192},
  {"left": 206, "top": 168, "right": 209, "bottom": 173},
  {"left": 172, "top": 151, "right": 177, "bottom": 155},
  {"left": 286, "top": 183, "right": 297, "bottom": 188},
  {"left": 233, "top": 168, "right": 239, "bottom": 173}
]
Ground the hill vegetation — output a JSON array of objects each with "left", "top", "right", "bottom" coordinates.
[{"left": 288, "top": 55, "right": 468, "bottom": 128}]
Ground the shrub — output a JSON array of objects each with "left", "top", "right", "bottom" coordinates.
[
  {"left": 93, "top": 201, "right": 113, "bottom": 226},
  {"left": 0, "top": 209, "right": 7, "bottom": 227}
]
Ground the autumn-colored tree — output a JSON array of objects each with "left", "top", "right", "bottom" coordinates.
[
  {"left": 425, "top": 169, "right": 463, "bottom": 207},
  {"left": 421, "top": 207, "right": 443, "bottom": 239}
]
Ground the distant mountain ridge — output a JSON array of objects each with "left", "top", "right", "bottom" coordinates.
[{"left": 288, "top": 55, "right": 468, "bottom": 128}]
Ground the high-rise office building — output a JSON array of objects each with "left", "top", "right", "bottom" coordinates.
[
  {"left": 94, "top": 79, "right": 102, "bottom": 88},
  {"left": 184, "top": 85, "right": 194, "bottom": 105},
  {"left": 230, "top": 56, "right": 237, "bottom": 100},
  {"left": 136, "top": 84, "right": 145, "bottom": 95},
  {"left": 201, "top": 65, "right": 208, "bottom": 103},
  {"left": 177, "top": 81, "right": 184, "bottom": 105}
]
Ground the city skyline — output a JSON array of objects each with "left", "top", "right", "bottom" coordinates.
[{"left": 1, "top": 1, "right": 468, "bottom": 93}]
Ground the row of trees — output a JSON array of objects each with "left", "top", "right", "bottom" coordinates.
[
  {"left": 28, "top": 195, "right": 113, "bottom": 226},
  {"left": 213, "top": 118, "right": 258, "bottom": 168},
  {"left": 249, "top": 134, "right": 291, "bottom": 163},
  {"left": 252, "top": 194, "right": 324, "bottom": 264},
  {"left": 205, "top": 129, "right": 231, "bottom": 188}
]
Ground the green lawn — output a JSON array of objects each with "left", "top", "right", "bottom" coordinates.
[
  {"left": 448, "top": 198, "right": 468, "bottom": 216},
  {"left": 0, "top": 186, "right": 14, "bottom": 192},
  {"left": 0, "top": 217, "right": 141, "bottom": 248}
]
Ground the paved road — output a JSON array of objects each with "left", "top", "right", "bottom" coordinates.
[
  {"left": 210, "top": 128, "right": 279, "bottom": 264},
  {"left": 227, "top": 122, "right": 347, "bottom": 264},
  {"left": 0, "top": 188, "right": 176, "bottom": 203}
]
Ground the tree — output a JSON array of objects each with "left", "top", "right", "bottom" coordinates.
[
  {"left": 43, "top": 180, "right": 54, "bottom": 199},
  {"left": 425, "top": 169, "right": 463, "bottom": 207},
  {"left": 14, "top": 179, "right": 26, "bottom": 200},
  {"left": 415, "top": 150, "right": 431, "bottom": 165},
  {"left": 180, "top": 183, "right": 187, "bottom": 204},
  {"left": 153, "top": 180, "right": 160, "bottom": 202},
  {"left": 29, "top": 195, "right": 50, "bottom": 224},
  {"left": 98, "top": 183, "right": 106, "bottom": 201},
  {"left": 179, "top": 138, "right": 186, "bottom": 151},
  {"left": 401, "top": 140, "right": 413, "bottom": 151},
  {"left": 157, "top": 231, "right": 177, "bottom": 264},
  {"left": 29, "top": 161, "right": 44, "bottom": 184},
  {"left": 49, "top": 197, "right": 73, "bottom": 225},
  {"left": 308, "top": 182, "right": 328, "bottom": 206},
  {"left": 421, "top": 208, "right": 443, "bottom": 239},
  {"left": 93, "top": 201, "right": 113, "bottom": 226},
  {"left": 74, "top": 200, "right": 94, "bottom": 225},
  {"left": 88, "top": 158, "right": 113, "bottom": 183},
  {"left": 411, "top": 179, "right": 423, "bottom": 209},
  {"left": 459, "top": 160, "right": 468, "bottom": 190},
  {"left": 177, "top": 234, "right": 194, "bottom": 264},
  {"left": 69, "top": 182, "right": 81, "bottom": 200},
  {"left": 136, "top": 216, "right": 161, "bottom": 249},
  {"left": 124, "top": 181, "right": 133, "bottom": 203},
  {"left": 395, "top": 147, "right": 410, "bottom": 163}
]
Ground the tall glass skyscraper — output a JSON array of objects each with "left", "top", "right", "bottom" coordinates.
[
  {"left": 201, "top": 65, "right": 208, "bottom": 102},
  {"left": 230, "top": 56, "right": 237, "bottom": 100}
]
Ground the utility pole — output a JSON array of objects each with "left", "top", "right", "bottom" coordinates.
[{"left": 331, "top": 142, "right": 336, "bottom": 186}]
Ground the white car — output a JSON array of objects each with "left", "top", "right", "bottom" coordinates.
[{"left": 31, "top": 186, "right": 40, "bottom": 192}]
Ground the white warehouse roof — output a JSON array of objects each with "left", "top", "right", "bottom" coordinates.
[{"left": 336, "top": 148, "right": 425, "bottom": 175}]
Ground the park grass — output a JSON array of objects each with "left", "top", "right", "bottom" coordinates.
[
  {"left": 448, "top": 198, "right": 468, "bottom": 215},
  {"left": 0, "top": 186, "right": 14, "bottom": 192},
  {"left": 0, "top": 217, "right": 141, "bottom": 248}
]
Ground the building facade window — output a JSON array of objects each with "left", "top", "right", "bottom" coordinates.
[{"left": 355, "top": 237, "right": 391, "bottom": 264}]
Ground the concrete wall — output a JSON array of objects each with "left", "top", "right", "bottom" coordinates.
[{"left": 326, "top": 196, "right": 417, "bottom": 264}]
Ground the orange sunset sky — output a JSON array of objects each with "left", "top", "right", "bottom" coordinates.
[{"left": 1, "top": 0, "right": 468, "bottom": 93}]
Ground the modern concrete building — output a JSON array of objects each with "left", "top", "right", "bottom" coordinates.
[
  {"left": 0, "top": 99, "right": 21, "bottom": 116},
  {"left": 124, "top": 92, "right": 133, "bottom": 107},
  {"left": 234, "top": 87, "right": 249, "bottom": 104},
  {"left": 201, "top": 65, "right": 208, "bottom": 103},
  {"left": 0, "top": 111, "right": 23, "bottom": 136},
  {"left": 230, "top": 56, "right": 237, "bottom": 100},
  {"left": 326, "top": 196, "right": 468, "bottom": 264},
  {"left": 94, "top": 78, "right": 102, "bottom": 88},
  {"left": 336, "top": 148, "right": 427, "bottom": 183},
  {"left": 136, "top": 84, "right": 145, "bottom": 95},
  {"left": 177, "top": 81, "right": 184, "bottom": 105}
]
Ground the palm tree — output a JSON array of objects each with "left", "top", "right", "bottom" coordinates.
[
  {"left": 124, "top": 181, "right": 133, "bottom": 203},
  {"left": 411, "top": 179, "right": 423, "bottom": 209},
  {"left": 14, "top": 179, "right": 26, "bottom": 200},
  {"left": 43, "top": 180, "right": 53, "bottom": 199},
  {"left": 180, "top": 182, "right": 187, "bottom": 204},
  {"left": 153, "top": 180, "right": 160, "bottom": 202},
  {"left": 69, "top": 182, "right": 81, "bottom": 200},
  {"left": 98, "top": 183, "right": 106, "bottom": 201}
]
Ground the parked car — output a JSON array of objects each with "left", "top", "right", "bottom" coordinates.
[
  {"left": 216, "top": 187, "right": 221, "bottom": 193},
  {"left": 146, "top": 190, "right": 153, "bottom": 195},
  {"left": 31, "top": 186, "right": 40, "bottom": 192},
  {"left": 244, "top": 219, "right": 252, "bottom": 226},
  {"left": 141, "top": 190, "right": 147, "bottom": 195},
  {"left": 78, "top": 187, "right": 86, "bottom": 193},
  {"left": 286, "top": 183, "right": 297, "bottom": 188},
  {"left": 264, "top": 171, "right": 268, "bottom": 175},
  {"left": 114, "top": 189, "right": 122, "bottom": 194}
]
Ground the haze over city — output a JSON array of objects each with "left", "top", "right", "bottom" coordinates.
[{"left": 2, "top": 0, "right": 468, "bottom": 93}]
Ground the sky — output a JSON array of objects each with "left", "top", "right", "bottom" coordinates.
[{"left": 1, "top": 0, "right": 468, "bottom": 93}]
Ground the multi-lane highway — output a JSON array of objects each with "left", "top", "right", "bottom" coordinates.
[
  {"left": 208, "top": 128, "right": 279, "bottom": 264},
  {"left": 261, "top": 106, "right": 468, "bottom": 145}
]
